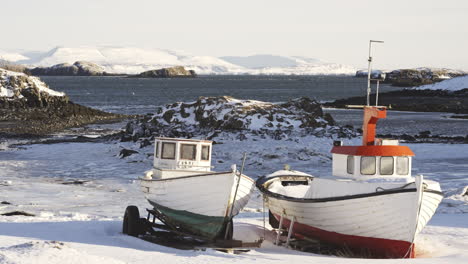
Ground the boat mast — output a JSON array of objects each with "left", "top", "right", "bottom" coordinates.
[{"left": 366, "top": 40, "right": 384, "bottom": 106}]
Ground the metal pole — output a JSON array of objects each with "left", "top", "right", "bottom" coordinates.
[
  {"left": 224, "top": 152, "right": 247, "bottom": 239},
  {"left": 366, "top": 42, "right": 372, "bottom": 106},
  {"left": 275, "top": 213, "right": 284, "bottom": 245},
  {"left": 376, "top": 80, "right": 380, "bottom": 106},
  {"left": 366, "top": 40, "right": 384, "bottom": 106},
  {"left": 285, "top": 216, "right": 295, "bottom": 247}
]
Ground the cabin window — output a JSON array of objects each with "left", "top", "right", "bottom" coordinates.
[
  {"left": 396, "top": 156, "right": 409, "bottom": 175},
  {"left": 347, "top": 156, "right": 354, "bottom": 174},
  {"left": 201, "top": 145, "right": 210, "bottom": 161},
  {"left": 161, "top": 142, "right": 176, "bottom": 159},
  {"left": 155, "top": 141, "right": 159, "bottom": 158},
  {"left": 380, "top": 157, "right": 394, "bottom": 175},
  {"left": 180, "top": 144, "right": 197, "bottom": 160},
  {"left": 360, "top": 156, "right": 376, "bottom": 175}
]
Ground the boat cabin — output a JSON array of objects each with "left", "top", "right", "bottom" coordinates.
[
  {"left": 150, "top": 137, "right": 213, "bottom": 179},
  {"left": 331, "top": 106, "right": 414, "bottom": 180}
]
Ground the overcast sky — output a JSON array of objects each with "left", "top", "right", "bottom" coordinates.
[{"left": 3, "top": 0, "right": 468, "bottom": 69}]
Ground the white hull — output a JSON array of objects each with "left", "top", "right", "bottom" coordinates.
[
  {"left": 141, "top": 171, "right": 254, "bottom": 217},
  {"left": 259, "top": 174, "right": 443, "bottom": 257}
]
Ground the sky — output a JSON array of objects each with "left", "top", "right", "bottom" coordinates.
[{"left": 2, "top": 0, "right": 468, "bottom": 69}]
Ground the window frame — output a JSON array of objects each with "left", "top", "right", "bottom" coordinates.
[
  {"left": 347, "top": 155, "right": 354, "bottom": 174},
  {"left": 380, "top": 156, "right": 394, "bottom": 175},
  {"left": 179, "top": 143, "right": 197, "bottom": 161},
  {"left": 360, "top": 156, "right": 376, "bottom": 175},
  {"left": 161, "top": 142, "right": 176, "bottom": 160},
  {"left": 201, "top": 145, "right": 210, "bottom": 161},
  {"left": 155, "top": 141, "right": 160, "bottom": 158}
]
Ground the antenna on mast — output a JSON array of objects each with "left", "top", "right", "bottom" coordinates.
[{"left": 366, "top": 40, "right": 384, "bottom": 106}]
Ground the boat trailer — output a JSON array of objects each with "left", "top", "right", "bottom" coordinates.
[{"left": 122, "top": 205, "right": 263, "bottom": 253}]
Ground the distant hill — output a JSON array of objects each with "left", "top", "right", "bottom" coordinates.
[
  {"left": 221, "top": 55, "right": 299, "bottom": 69},
  {"left": 2, "top": 46, "right": 356, "bottom": 75},
  {"left": 221, "top": 54, "right": 355, "bottom": 75}
]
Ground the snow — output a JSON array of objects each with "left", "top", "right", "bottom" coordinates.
[
  {"left": 415, "top": 75, "right": 468, "bottom": 91},
  {"left": 0, "top": 69, "right": 65, "bottom": 98},
  {"left": 0, "top": 129, "right": 466, "bottom": 263},
  {"left": 16, "top": 46, "right": 356, "bottom": 75},
  {"left": 0, "top": 50, "right": 29, "bottom": 62}
]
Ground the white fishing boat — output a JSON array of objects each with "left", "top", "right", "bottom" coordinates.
[
  {"left": 137, "top": 137, "right": 254, "bottom": 240},
  {"left": 256, "top": 41, "right": 443, "bottom": 258}
]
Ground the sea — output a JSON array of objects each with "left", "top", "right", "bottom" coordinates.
[{"left": 40, "top": 75, "right": 467, "bottom": 136}]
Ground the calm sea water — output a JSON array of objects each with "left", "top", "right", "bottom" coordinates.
[
  {"left": 40, "top": 75, "right": 466, "bottom": 136},
  {"left": 41, "top": 75, "right": 399, "bottom": 115}
]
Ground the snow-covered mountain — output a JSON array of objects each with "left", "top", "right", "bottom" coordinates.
[
  {"left": 0, "top": 50, "right": 29, "bottom": 62},
  {"left": 7, "top": 46, "right": 356, "bottom": 75},
  {"left": 222, "top": 54, "right": 355, "bottom": 75}
]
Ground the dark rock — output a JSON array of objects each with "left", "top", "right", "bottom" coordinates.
[
  {"left": 0, "top": 69, "right": 126, "bottom": 135},
  {"left": 61, "top": 180, "right": 90, "bottom": 185},
  {"left": 324, "top": 89, "right": 468, "bottom": 114},
  {"left": 123, "top": 96, "right": 345, "bottom": 141},
  {"left": 400, "top": 134, "right": 416, "bottom": 141},
  {"left": 1, "top": 201, "right": 11, "bottom": 205},
  {"left": 385, "top": 68, "right": 466, "bottom": 87},
  {"left": 119, "top": 148, "right": 139, "bottom": 158},
  {"left": 1, "top": 211, "right": 35, "bottom": 216},
  {"left": 139, "top": 138, "right": 152, "bottom": 148},
  {"left": 419, "top": 130, "right": 431, "bottom": 137},
  {"left": 133, "top": 66, "right": 197, "bottom": 78},
  {"left": 323, "top": 113, "right": 335, "bottom": 126},
  {"left": 355, "top": 70, "right": 386, "bottom": 80},
  {"left": 0, "top": 60, "right": 30, "bottom": 74}
]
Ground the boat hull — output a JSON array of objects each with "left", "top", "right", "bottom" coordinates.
[
  {"left": 260, "top": 176, "right": 443, "bottom": 258},
  {"left": 149, "top": 200, "right": 229, "bottom": 239},
  {"left": 141, "top": 171, "right": 254, "bottom": 240},
  {"left": 273, "top": 212, "right": 415, "bottom": 258}
]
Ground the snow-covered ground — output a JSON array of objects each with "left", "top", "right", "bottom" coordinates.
[
  {"left": 0, "top": 132, "right": 466, "bottom": 263},
  {"left": 1, "top": 47, "right": 356, "bottom": 75},
  {"left": 415, "top": 75, "right": 468, "bottom": 91}
]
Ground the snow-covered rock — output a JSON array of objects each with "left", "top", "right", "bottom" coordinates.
[
  {"left": 124, "top": 96, "right": 353, "bottom": 141},
  {"left": 17, "top": 46, "right": 356, "bottom": 75},
  {"left": 0, "top": 69, "right": 64, "bottom": 100},
  {"left": 355, "top": 69, "right": 386, "bottom": 79},
  {"left": 415, "top": 75, "right": 468, "bottom": 91},
  {"left": 134, "top": 66, "right": 196, "bottom": 78},
  {"left": 386, "top": 68, "right": 466, "bottom": 87},
  {"left": 30, "top": 61, "right": 107, "bottom": 76},
  {"left": 0, "top": 68, "right": 123, "bottom": 135}
]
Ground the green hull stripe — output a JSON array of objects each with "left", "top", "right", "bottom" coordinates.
[{"left": 149, "top": 201, "right": 228, "bottom": 240}]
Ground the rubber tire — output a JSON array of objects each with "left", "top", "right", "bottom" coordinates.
[
  {"left": 123, "top": 206, "right": 142, "bottom": 237},
  {"left": 269, "top": 210, "right": 280, "bottom": 229}
]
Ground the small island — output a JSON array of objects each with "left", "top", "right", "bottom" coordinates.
[{"left": 132, "top": 66, "right": 197, "bottom": 78}]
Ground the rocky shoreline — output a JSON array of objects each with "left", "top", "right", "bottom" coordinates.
[
  {"left": 355, "top": 68, "right": 467, "bottom": 87},
  {"left": 0, "top": 68, "right": 128, "bottom": 136},
  {"left": 324, "top": 88, "right": 468, "bottom": 114}
]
